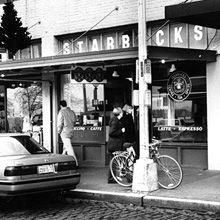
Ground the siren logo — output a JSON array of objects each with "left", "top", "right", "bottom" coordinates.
[{"left": 167, "top": 71, "right": 192, "bottom": 101}]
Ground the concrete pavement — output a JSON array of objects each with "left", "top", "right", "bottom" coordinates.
[{"left": 67, "top": 166, "right": 220, "bottom": 212}]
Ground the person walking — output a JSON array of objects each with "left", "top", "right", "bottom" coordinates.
[
  {"left": 107, "top": 107, "right": 125, "bottom": 183},
  {"left": 57, "top": 100, "right": 78, "bottom": 166}
]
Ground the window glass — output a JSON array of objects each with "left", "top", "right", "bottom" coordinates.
[
  {"left": 14, "top": 136, "right": 48, "bottom": 154},
  {"left": 63, "top": 82, "right": 105, "bottom": 126},
  {"left": 20, "top": 47, "right": 31, "bottom": 59},
  {"left": 16, "top": 40, "right": 41, "bottom": 60},
  {"left": 118, "top": 30, "right": 133, "bottom": 48},
  {"left": 74, "top": 37, "right": 87, "bottom": 53},
  {"left": 31, "top": 43, "right": 41, "bottom": 58},
  {"left": 62, "top": 39, "right": 73, "bottom": 54},
  {"left": 0, "top": 137, "right": 29, "bottom": 156},
  {"left": 88, "top": 35, "right": 101, "bottom": 52},
  {"left": 152, "top": 74, "right": 207, "bottom": 143},
  {"left": 102, "top": 33, "right": 116, "bottom": 50}
]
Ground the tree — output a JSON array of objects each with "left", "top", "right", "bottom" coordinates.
[
  {"left": 0, "top": 1, "right": 31, "bottom": 58},
  {"left": 14, "top": 85, "right": 42, "bottom": 122}
]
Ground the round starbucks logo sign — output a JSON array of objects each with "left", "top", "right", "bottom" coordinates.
[{"left": 167, "top": 71, "right": 192, "bottom": 101}]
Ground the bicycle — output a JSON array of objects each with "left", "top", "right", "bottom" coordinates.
[{"left": 109, "top": 139, "right": 183, "bottom": 189}]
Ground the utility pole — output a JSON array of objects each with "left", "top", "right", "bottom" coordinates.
[{"left": 132, "top": 0, "right": 158, "bottom": 192}]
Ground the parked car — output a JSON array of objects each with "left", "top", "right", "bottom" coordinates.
[{"left": 0, "top": 133, "right": 80, "bottom": 196}]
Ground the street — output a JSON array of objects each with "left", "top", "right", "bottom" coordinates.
[{"left": 0, "top": 195, "right": 219, "bottom": 220}]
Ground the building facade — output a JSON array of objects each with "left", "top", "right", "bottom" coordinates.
[{"left": 0, "top": 0, "right": 219, "bottom": 169}]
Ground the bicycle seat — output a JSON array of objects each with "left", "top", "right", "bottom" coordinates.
[
  {"left": 123, "top": 142, "right": 134, "bottom": 149},
  {"left": 112, "top": 151, "right": 123, "bottom": 156}
]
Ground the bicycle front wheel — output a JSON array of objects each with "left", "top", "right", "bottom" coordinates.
[
  {"left": 156, "top": 155, "right": 183, "bottom": 189},
  {"left": 110, "top": 154, "right": 133, "bottom": 187}
]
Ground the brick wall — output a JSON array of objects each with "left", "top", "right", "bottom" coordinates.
[
  {"left": 0, "top": 0, "right": 185, "bottom": 56},
  {"left": 11, "top": 0, "right": 183, "bottom": 36}
]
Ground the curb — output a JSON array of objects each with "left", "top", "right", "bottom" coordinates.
[
  {"left": 67, "top": 189, "right": 145, "bottom": 206},
  {"left": 143, "top": 196, "right": 220, "bottom": 212},
  {"left": 67, "top": 189, "right": 220, "bottom": 212}
]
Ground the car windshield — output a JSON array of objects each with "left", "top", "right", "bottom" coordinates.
[{"left": 0, "top": 136, "right": 49, "bottom": 156}]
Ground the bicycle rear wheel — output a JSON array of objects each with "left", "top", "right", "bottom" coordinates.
[
  {"left": 156, "top": 155, "right": 183, "bottom": 189},
  {"left": 110, "top": 154, "right": 133, "bottom": 187}
]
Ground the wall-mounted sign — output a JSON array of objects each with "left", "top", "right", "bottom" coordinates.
[
  {"left": 157, "top": 126, "right": 203, "bottom": 132},
  {"left": 62, "top": 30, "right": 135, "bottom": 54},
  {"left": 145, "top": 90, "right": 151, "bottom": 106},
  {"left": 60, "top": 23, "right": 208, "bottom": 55},
  {"left": 167, "top": 71, "right": 192, "bottom": 101},
  {"left": 144, "top": 59, "right": 152, "bottom": 84},
  {"left": 71, "top": 67, "right": 107, "bottom": 83},
  {"left": 73, "top": 126, "right": 103, "bottom": 131},
  {"left": 151, "top": 24, "right": 207, "bottom": 49}
]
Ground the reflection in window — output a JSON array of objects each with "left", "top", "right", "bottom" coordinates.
[
  {"left": 15, "top": 40, "right": 41, "bottom": 60},
  {"left": 0, "top": 137, "right": 29, "bottom": 156},
  {"left": 152, "top": 76, "right": 207, "bottom": 143},
  {"left": 63, "top": 83, "right": 105, "bottom": 126}
]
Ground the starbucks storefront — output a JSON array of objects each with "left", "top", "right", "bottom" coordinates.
[{"left": 152, "top": 60, "right": 207, "bottom": 169}]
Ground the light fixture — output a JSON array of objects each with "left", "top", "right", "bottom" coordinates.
[
  {"left": 126, "top": 77, "right": 132, "bottom": 81},
  {"left": 169, "top": 64, "right": 176, "bottom": 72},
  {"left": 161, "top": 59, "right": 165, "bottom": 64},
  {"left": 112, "top": 70, "right": 119, "bottom": 77},
  {"left": 0, "top": 73, "right": 5, "bottom": 78}
]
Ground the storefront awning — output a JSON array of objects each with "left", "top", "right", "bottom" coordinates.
[
  {"left": 148, "top": 46, "right": 216, "bottom": 62},
  {"left": 0, "top": 48, "right": 138, "bottom": 72},
  {"left": 165, "top": 0, "right": 220, "bottom": 29},
  {"left": 0, "top": 46, "right": 216, "bottom": 79}
]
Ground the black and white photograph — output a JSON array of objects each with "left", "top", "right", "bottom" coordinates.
[{"left": 0, "top": 0, "right": 219, "bottom": 219}]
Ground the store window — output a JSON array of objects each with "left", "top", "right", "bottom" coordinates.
[
  {"left": 63, "top": 83, "right": 105, "bottom": 126},
  {"left": 61, "top": 73, "right": 106, "bottom": 143},
  {"left": 7, "top": 84, "right": 42, "bottom": 136},
  {"left": 152, "top": 62, "right": 207, "bottom": 143},
  {"left": 15, "top": 40, "right": 41, "bottom": 60}
]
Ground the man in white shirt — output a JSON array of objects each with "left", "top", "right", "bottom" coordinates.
[{"left": 57, "top": 100, "right": 78, "bottom": 166}]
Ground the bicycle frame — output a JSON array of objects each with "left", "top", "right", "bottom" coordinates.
[{"left": 110, "top": 139, "right": 183, "bottom": 189}]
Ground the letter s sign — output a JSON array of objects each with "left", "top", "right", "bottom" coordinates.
[{"left": 194, "top": 25, "right": 203, "bottom": 41}]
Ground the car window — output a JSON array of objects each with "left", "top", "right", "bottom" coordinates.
[
  {"left": 0, "top": 137, "right": 30, "bottom": 156},
  {"left": 13, "top": 136, "right": 49, "bottom": 154}
]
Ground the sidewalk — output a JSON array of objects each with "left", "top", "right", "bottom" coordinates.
[{"left": 67, "top": 166, "right": 220, "bottom": 212}]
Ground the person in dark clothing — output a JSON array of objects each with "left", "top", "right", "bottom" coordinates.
[
  {"left": 107, "top": 107, "right": 125, "bottom": 183},
  {"left": 121, "top": 104, "right": 138, "bottom": 157},
  {"left": 121, "top": 104, "right": 136, "bottom": 143}
]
